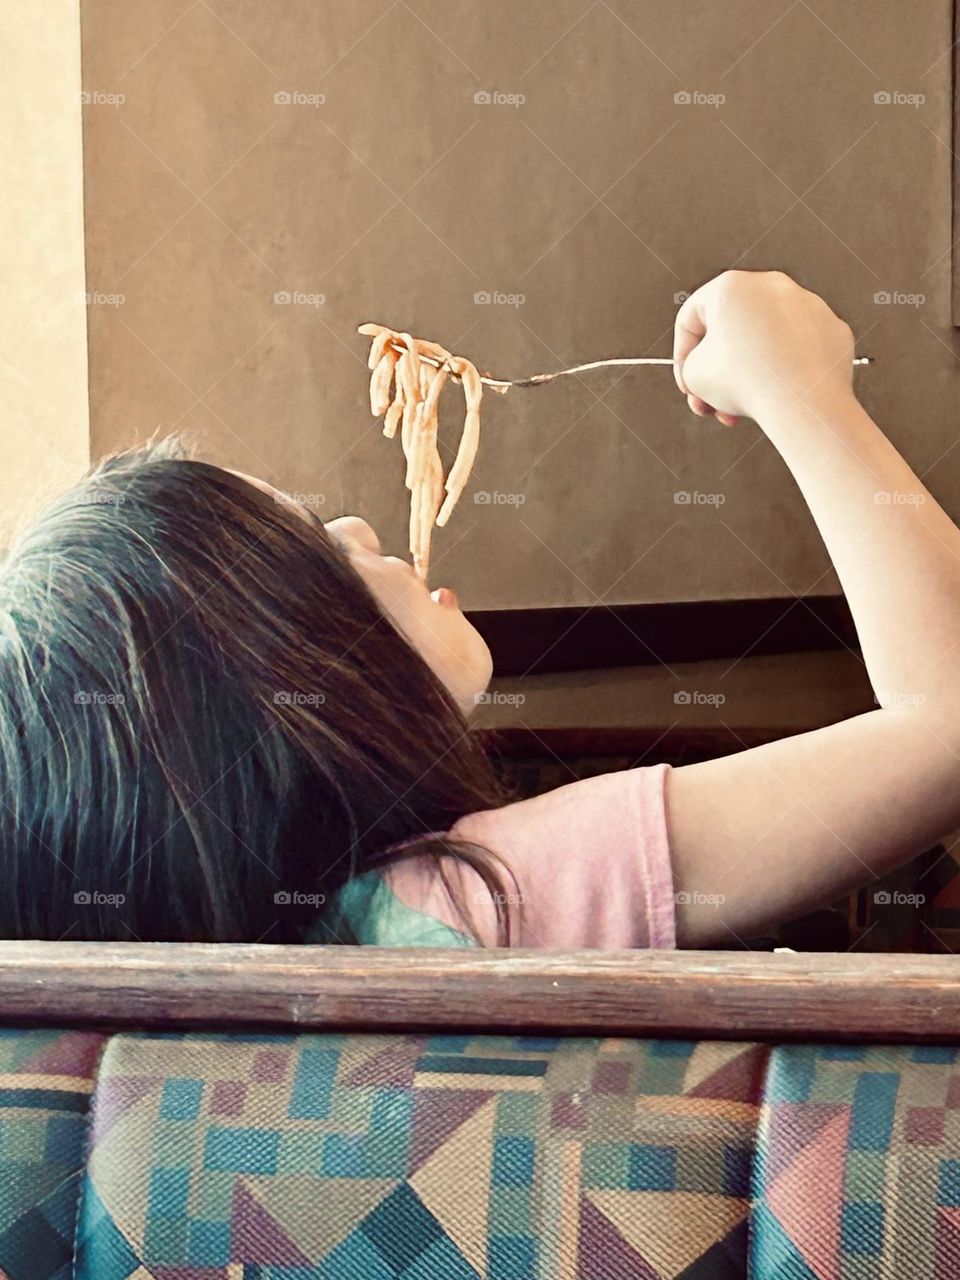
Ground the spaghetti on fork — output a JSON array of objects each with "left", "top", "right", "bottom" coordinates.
[{"left": 359, "top": 324, "right": 482, "bottom": 580}]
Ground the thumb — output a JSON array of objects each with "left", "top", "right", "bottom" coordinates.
[
  {"left": 672, "top": 289, "right": 709, "bottom": 394},
  {"left": 680, "top": 341, "right": 739, "bottom": 426}
]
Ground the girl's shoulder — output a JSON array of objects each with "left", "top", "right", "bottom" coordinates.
[{"left": 338, "top": 763, "right": 677, "bottom": 950}]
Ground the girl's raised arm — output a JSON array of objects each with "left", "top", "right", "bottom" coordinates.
[{"left": 666, "top": 271, "right": 960, "bottom": 945}]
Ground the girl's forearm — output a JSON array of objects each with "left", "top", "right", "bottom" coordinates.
[{"left": 757, "top": 391, "right": 960, "bottom": 720}]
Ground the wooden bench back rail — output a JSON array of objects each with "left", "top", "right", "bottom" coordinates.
[{"left": 0, "top": 943, "right": 955, "bottom": 1042}]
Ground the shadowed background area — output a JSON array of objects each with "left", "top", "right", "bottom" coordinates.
[{"left": 79, "top": 0, "right": 956, "bottom": 610}]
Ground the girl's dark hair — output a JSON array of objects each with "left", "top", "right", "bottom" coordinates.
[{"left": 0, "top": 439, "right": 512, "bottom": 943}]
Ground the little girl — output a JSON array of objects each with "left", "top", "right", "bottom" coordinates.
[{"left": 4, "top": 270, "right": 957, "bottom": 949}]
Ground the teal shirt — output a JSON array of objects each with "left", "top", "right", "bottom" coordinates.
[{"left": 322, "top": 871, "right": 476, "bottom": 948}]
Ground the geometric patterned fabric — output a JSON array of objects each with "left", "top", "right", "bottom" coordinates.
[
  {"left": 74, "top": 1032, "right": 766, "bottom": 1279},
  {"left": 752, "top": 1044, "right": 960, "bottom": 1280},
  {"left": 0, "top": 1029, "right": 956, "bottom": 1277},
  {"left": 0, "top": 1029, "right": 105, "bottom": 1280}
]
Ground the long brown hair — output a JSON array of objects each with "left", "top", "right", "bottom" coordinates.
[{"left": 0, "top": 438, "right": 513, "bottom": 942}]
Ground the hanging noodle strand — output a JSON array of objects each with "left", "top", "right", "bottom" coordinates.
[{"left": 358, "top": 323, "right": 483, "bottom": 580}]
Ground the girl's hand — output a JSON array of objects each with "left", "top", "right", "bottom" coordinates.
[{"left": 672, "top": 270, "right": 856, "bottom": 426}]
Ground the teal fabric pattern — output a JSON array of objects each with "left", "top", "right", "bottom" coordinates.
[
  {"left": 0, "top": 1029, "right": 105, "bottom": 1280},
  {"left": 328, "top": 871, "right": 476, "bottom": 948},
  {"left": 0, "top": 1023, "right": 956, "bottom": 1276},
  {"left": 752, "top": 1044, "right": 960, "bottom": 1279},
  {"left": 73, "top": 1031, "right": 764, "bottom": 1277}
]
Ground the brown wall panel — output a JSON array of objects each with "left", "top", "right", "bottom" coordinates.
[{"left": 81, "top": 1, "right": 958, "bottom": 610}]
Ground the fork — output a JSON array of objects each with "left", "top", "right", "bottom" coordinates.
[{"left": 388, "top": 343, "right": 872, "bottom": 396}]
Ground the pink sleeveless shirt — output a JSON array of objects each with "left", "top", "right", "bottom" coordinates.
[{"left": 374, "top": 763, "right": 676, "bottom": 948}]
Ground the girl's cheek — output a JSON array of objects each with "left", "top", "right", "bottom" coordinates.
[{"left": 367, "top": 569, "right": 423, "bottom": 629}]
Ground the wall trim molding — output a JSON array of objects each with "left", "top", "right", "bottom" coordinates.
[{"left": 468, "top": 594, "right": 858, "bottom": 675}]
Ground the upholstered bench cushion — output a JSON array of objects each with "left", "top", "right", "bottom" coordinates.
[
  {"left": 73, "top": 1032, "right": 766, "bottom": 1279},
  {"left": 752, "top": 1044, "right": 960, "bottom": 1279},
  {"left": 0, "top": 1029, "right": 105, "bottom": 1280}
]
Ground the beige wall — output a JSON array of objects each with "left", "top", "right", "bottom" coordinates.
[
  {"left": 80, "top": 2, "right": 958, "bottom": 611},
  {"left": 0, "top": 0, "right": 90, "bottom": 536}
]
